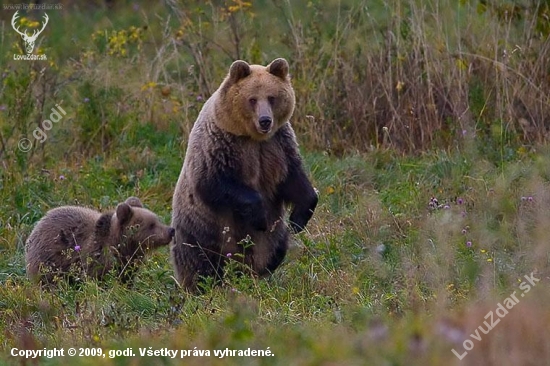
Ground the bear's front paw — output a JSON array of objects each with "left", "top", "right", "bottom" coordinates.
[
  {"left": 289, "top": 214, "right": 306, "bottom": 234},
  {"left": 249, "top": 209, "right": 268, "bottom": 232},
  {"left": 238, "top": 196, "right": 268, "bottom": 231},
  {"left": 289, "top": 191, "right": 318, "bottom": 234}
]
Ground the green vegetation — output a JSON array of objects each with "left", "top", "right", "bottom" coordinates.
[{"left": 1, "top": 0, "right": 550, "bottom": 364}]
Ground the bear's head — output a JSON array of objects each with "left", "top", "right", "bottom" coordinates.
[
  {"left": 216, "top": 58, "right": 296, "bottom": 141},
  {"left": 97, "top": 197, "right": 175, "bottom": 260}
]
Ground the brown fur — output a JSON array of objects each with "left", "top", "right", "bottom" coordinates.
[
  {"left": 171, "top": 58, "right": 318, "bottom": 291},
  {"left": 25, "top": 197, "right": 175, "bottom": 283}
]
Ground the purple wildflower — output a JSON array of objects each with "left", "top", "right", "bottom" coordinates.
[
  {"left": 457, "top": 198, "right": 464, "bottom": 205},
  {"left": 74, "top": 245, "right": 81, "bottom": 251},
  {"left": 59, "top": 175, "right": 65, "bottom": 180},
  {"left": 466, "top": 241, "right": 472, "bottom": 248},
  {"left": 83, "top": 98, "right": 90, "bottom": 103},
  {"left": 226, "top": 253, "right": 232, "bottom": 257},
  {"left": 429, "top": 197, "right": 439, "bottom": 209}
]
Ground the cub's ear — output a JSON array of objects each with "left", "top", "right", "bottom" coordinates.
[
  {"left": 115, "top": 203, "right": 133, "bottom": 226},
  {"left": 125, "top": 196, "right": 143, "bottom": 208},
  {"left": 229, "top": 60, "right": 251, "bottom": 83},
  {"left": 267, "top": 58, "right": 289, "bottom": 80}
]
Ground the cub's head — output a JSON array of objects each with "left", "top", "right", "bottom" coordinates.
[
  {"left": 101, "top": 197, "right": 175, "bottom": 259},
  {"left": 217, "top": 58, "right": 296, "bottom": 141}
]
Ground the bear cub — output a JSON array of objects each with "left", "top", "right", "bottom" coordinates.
[
  {"left": 25, "top": 197, "right": 175, "bottom": 283},
  {"left": 171, "top": 58, "right": 318, "bottom": 291}
]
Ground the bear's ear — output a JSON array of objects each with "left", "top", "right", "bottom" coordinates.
[
  {"left": 267, "top": 58, "right": 289, "bottom": 80},
  {"left": 229, "top": 60, "right": 251, "bottom": 83},
  {"left": 125, "top": 196, "right": 143, "bottom": 208},
  {"left": 115, "top": 202, "right": 133, "bottom": 226}
]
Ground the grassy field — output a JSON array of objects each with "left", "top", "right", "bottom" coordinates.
[{"left": 1, "top": 0, "right": 550, "bottom": 365}]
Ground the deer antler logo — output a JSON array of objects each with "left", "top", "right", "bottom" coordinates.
[{"left": 11, "top": 11, "right": 49, "bottom": 54}]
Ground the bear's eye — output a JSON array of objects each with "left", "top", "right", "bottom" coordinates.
[
  {"left": 249, "top": 98, "right": 257, "bottom": 106},
  {"left": 268, "top": 96, "right": 276, "bottom": 105},
  {"left": 148, "top": 223, "right": 155, "bottom": 230}
]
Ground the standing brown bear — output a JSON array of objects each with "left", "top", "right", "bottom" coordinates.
[
  {"left": 25, "top": 197, "right": 175, "bottom": 283},
  {"left": 171, "top": 58, "right": 318, "bottom": 291}
]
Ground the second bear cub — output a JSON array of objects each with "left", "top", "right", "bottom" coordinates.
[{"left": 25, "top": 197, "right": 175, "bottom": 283}]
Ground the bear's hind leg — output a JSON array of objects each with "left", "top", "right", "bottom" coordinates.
[{"left": 171, "top": 230, "right": 226, "bottom": 292}]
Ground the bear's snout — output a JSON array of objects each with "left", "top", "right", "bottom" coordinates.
[
  {"left": 258, "top": 116, "right": 272, "bottom": 133},
  {"left": 168, "top": 227, "right": 176, "bottom": 238}
]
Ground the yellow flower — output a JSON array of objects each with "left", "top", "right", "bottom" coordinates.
[
  {"left": 141, "top": 82, "right": 157, "bottom": 91},
  {"left": 396, "top": 81, "right": 405, "bottom": 92},
  {"left": 227, "top": 0, "right": 252, "bottom": 13}
]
